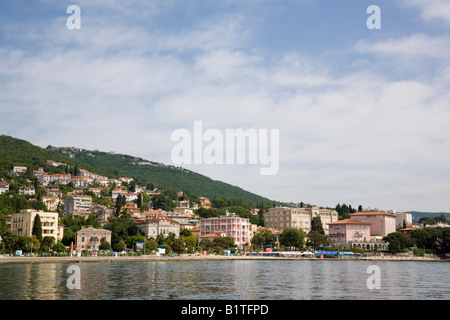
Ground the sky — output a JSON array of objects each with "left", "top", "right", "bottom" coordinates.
[{"left": 0, "top": 0, "right": 449, "bottom": 212}]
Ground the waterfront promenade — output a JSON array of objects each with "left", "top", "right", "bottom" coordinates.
[{"left": 0, "top": 254, "right": 445, "bottom": 264}]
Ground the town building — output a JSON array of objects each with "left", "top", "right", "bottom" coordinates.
[
  {"left": 10, "top": 209, "right": 59, "bottom": 241},
  {"left": 263, "top": 206, "right": 338, "bottom": 234},
  {"left": 328, "top": 219, "right": 371, "bottom": 243},
  {"left": 136, "top": 215, "right": 181, "bottom": 239},
  {"left": 19, "top": 186, "right": 36, "bottom": 196},
  {"left": 348, "top": 211, "right": 397, "bottom": 237},
  {"left": 63, "top": 195, "right": 92, "bottom": 218},
  {"left": 10, "top": 166, "right": 27, "bottom": 176},
  {"left": 394, "top": 212, "right": 413, "bottom": 228},
  {"left": 200, "top": 212, "right": 251, "bottom": 250},
  {"left": 199, "top": 197, "right": 211, "bottom": 209},
  {"left": 76, "top": 226, "right": 112, "bottom": 252},
  {"left": 42, "top": 196, "right": 60, "bottom": 211},
  {"left": 173, "top": 200, "right": 195, "bottom": 215},
  {"left": 0, "top": 182, "right": 9, "bottom": 194}
]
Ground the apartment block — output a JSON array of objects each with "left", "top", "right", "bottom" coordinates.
[{"left": 63, "top": 195, "right": 92, "bottom": 218}]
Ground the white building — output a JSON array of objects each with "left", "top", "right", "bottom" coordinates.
[
  {"left": 0, "top": 182, "right": 9, "bottom": 194},
  {"left": 394, "top": 212, "right": 413, "bottom": 228},
  {"left": 19, "top": 186, "right": 36, "bottom": 196},
  {"left": 137, "top": 215, "right": 180, "bottom": 239}
]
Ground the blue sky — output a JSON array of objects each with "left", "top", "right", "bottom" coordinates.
[{"left": 1, "top": 0, "right": 450, "bottom": 212}]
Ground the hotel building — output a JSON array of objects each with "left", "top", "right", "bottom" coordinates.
[
  {"left": 200, "top": 212, "right": 251, "bottom": 250},
  {"left": 263, "top": 206, "right": 338, "bottom": 234}
]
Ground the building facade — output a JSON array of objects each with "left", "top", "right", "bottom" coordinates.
[
  {"left": 76, "top": 226, "right": 112, "bottom": 251},
  {"left": 137, "top": 215, "right": 181, "bottom": 239},
  {"left": 394, "top": 212, "right": 413, "bottom": 228},
  {"left": 0, "top": 182, "right": 9, "bottom": 194},
  {"left": 200, "top": 212, "right": 251, "bottom": 250},
  {"left": 10, "top": 209, "right": 59, "bottom": 241},
  {"left": 263, "top": 206, "right": 338, "bottom": 234},
  {"left": 19, "top": 186, "right": 36, "bottom": 196},
  {"left": 63, "top": 196, "right": 92, "bottom": 218},
  {"left": 348, "top": 211, "right": 397, "bottom": 237},
  {"left": 328, "top": 219, "right": 372, "bottom": 243}
]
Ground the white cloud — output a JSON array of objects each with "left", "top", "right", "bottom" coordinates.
[
  {"left": 1, "top": 1, "right": 450, "bottom": 211},
  {"left": 355, "top": 34, "right": 450, "bottom": 59},
  {"left": 400, "top": 0, "right": 450, "bottom": 26}
]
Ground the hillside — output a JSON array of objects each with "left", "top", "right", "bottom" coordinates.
[
  {"left": 0, "top": 135, "right": 276, "bottom": 206},
  {"left": 407, "top": 211, "right": 450, "bottom": 223}
]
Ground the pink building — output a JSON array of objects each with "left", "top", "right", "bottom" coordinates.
[
  {"left": 328, "top": 219, "right": 371, "bottom": 243},
  {"left": 348, "top": 211, "right": 397, "bottom": 237},
  {"left": 200, "top": 212, "right": 251, "bottom": 250}
]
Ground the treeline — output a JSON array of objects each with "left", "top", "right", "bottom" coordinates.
[{"left": 383, "top": 227, "right": 450, "bottom": 254}]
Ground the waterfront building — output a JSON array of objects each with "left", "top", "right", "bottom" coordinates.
[
  {"left": 348, "top": 211, "right": 396, "bottom": 237},
  {"left": 263, "top": 206, "right": 338, "bottom": 234},
  {"left": 328, "top": 218, "right": 371, "bottom": 243},
  {"left": 200, "top": 212, "right": 251, "bottom": 250},
  {"left": 10, "top": 209, "right": 59, "bottom": 241},
  {"left": 136, "top": 214, "right": 180, "bottom": 239},
  {"left": 76, "top": 226, "right": 112, "bottom": 251}
]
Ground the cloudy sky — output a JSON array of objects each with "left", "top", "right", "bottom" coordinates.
[{"left": 1, "top": 0, "right": 449, "bottom": 212}]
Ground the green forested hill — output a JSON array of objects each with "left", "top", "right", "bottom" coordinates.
[
  {"left": 0, "top": 135, "right": 109, "bottom": 179},
  {"left": 0, "top": 135, "right": 275, "bottom": 206}
]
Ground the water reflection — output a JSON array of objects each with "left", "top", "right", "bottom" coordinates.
[{"left": 0, "top": 260, "right": 449, "bottom": 300}]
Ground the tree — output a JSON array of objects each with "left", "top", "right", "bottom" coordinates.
[
  {"left": 41, "top": 236, "right": 55, "bottom": 252},
  {"left": 213, "top": 236, "right": 235, "bottom": 249},
  {"left": 32, "top": 214, "right": 43, "bottom": 242},
  {"left": 383, "top": 232, "right": 414, "bottom": 253},
  {"left": 251, "top": 229, "right": 277, "bottom": 251},
  {"left": 137, "top": 193, "right": 142, "bottom": 208},
  {"left": 311, "top": 216, "right": 325, "bottom": 234},
  {"left": 53, "top": 241, "right": 67, "bottom": 253},
  {"left": 439, "top": 227, "right": 450, "bottom": 254},
  {"left": 358, "top": 205, "right": 363, "bottom": 212},
  {"left": 145, "top": 237, "right": 158, "bottom": 253},
  {"left": 172, "top": 238, "right": 186, "bottom": 254},
  {"left": 200, "top": 238, "right": 213, "bottom": 251},
  {"left": 307, "top": 231, "right": 331, "bottom": 248},
  {"left": 279, "top": 228, "right": 305, "bottom": 250},
  {"left": 115, "top": 239, "right": 127, "bottom": 252},
  {"left": 99, "top": 237, "right": 111, "bottom": 250}
]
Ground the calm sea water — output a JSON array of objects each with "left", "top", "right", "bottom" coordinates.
[{"left": 0, "top": 260, "right": 449, "bottom": 300}]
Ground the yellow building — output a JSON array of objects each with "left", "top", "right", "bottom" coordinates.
[
  {"left": 264, "top": 206, "right": 338, "bottom": 234},
  {"left": 10, "top": 209, "right": 59, "bottom": 241}
]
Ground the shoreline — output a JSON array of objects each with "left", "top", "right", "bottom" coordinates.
[{"left": 0, "top": 254, "right": 446, "bottom": 264}]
